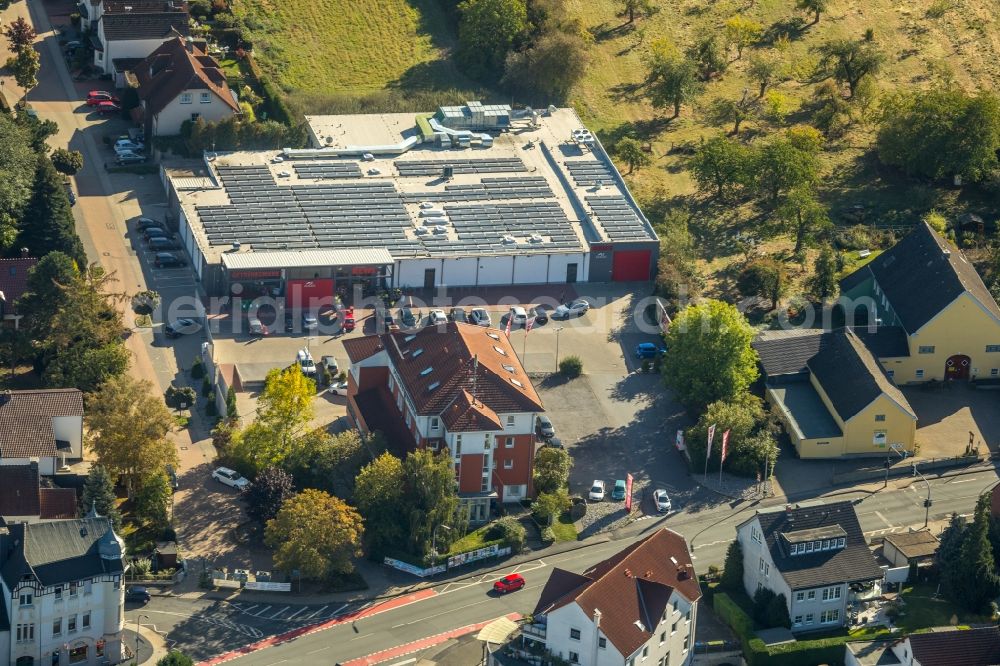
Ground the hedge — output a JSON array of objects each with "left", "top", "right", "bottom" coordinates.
[{"left": 714, "top": 593, "right": 755, "bottom": 656}]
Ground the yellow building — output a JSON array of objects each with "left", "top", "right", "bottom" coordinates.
[
  {"left": 755, "top": 328, "right": 917, "bottom": 459},
  {"left": 839, "top": 221, "right": 1000, "bottom": 383}
]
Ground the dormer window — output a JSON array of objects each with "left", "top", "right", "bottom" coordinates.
[{"left": 782, "top": 525, "right": 847, "bottom": 556}]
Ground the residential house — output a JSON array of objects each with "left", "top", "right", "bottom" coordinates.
[
  {"left": 0, "top": 256, "right": 37, "bottom": 330},
  {"left": 134, "top": 36, "right": 241, "bottom": 137},
  {"left": 343, "top": 322, "right": 543, "bottom": 522},
  {"left": 881, "top": 531, "right": 939, "bottom": 570},
  {"left": 840, "top": 220, "right": 1000, "bottom": 384},
  {"left": 0, "top": 390, "right": 84, "bottom": 475},
  {"left": 89, "top": 0, "right": 190, "bottom": 77},
  {"left": 519, "top": 529, "right": 701, "bottom": 666},
  {"left": 844, "top": 626, "right": 1000, "bottom": 666},
  {"left": 0, "top": 514, "right": 126, "bottom": 665},
  {"left": 754, "top": 327, "right": 917, "bottom": 458},
  {"left": 0, "top": 463, "right": 78, "bottom": 524},
  {"left": 736, "top": 501, "right": 885, "bottom": 633}
]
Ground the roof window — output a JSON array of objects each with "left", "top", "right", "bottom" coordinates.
[
  {"left": 412, "top": 349, "right": 424, "bottom": 358},
  {"left": 404, "top": 334, "right": 417, "bottom": 342},
  {"left": 427, "top": 381, "right": 440, "bottom": 391},
  {"left": 502, "top": 364, "right": 516, "bottom": 373},
  {"left": 510, "top": 378, "right": 523, "bottom": 388},
  {"left": 493, "top": 346, "right": 507, "bottom": 356},
  {"left": 420, "top": 367, "right": 433, "bottom": 376},
  {"left": 487, "top": 332, "right": 500, "bottom": 340}
]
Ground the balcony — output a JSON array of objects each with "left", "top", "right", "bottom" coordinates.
[{"left": 521, "top": 623, "right": 547, "bottom": 641}]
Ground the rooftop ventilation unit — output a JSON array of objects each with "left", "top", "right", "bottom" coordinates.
[
  {"left": 529, "top": 233, "right": 544, "bottom": 243},
  {"left": 502, "top": 235, "right": 516, "bottom": 245},
  {"left": 414, "top": 226, "right": 430, "bottom": 236},
  {"left": 443, "top": 165, "right": 454, "bottom": 180},
  {"left": 324, "top": 136, "right": 334, "bottom": 145},
  {"left": 420, "top": 209, "right": 446, "bottom": 218},
  {"left": 433, "top": 225, "right": 447, "bottom": 234}
]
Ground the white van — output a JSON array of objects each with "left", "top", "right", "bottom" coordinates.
[{"left": 297, "top": 348, "right": 317, "bottom": 376}]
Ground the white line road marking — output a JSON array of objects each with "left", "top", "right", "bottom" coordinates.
[
  {"left": 388, "top": 659, "right": 417, "bottom": 666},
  {"left": 949, "top": 478, "right": 975, "bottom": 484},
  {"left": 305, "top": 605, "right": 329, "bottom": 620},
  {"left": 307, "top": 647, "right": 330, "bottom": 655},
  {"left": 286, "top": 607, "right": 307, "bottom": 620},
  {"left": 269, "top": 606, "right": 290, "bottom": 619},
  {"left": 252, "top": 605, "right": 272, "bottom": 617},
  {"left": 874, "top": 511, "right": 893, "bottom": 529}
]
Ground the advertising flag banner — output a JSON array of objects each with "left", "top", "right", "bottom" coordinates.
[
  {"left": 526, "top": 316, "right": 536, "bottom": 333},
  {"left": 675, "top": 430, "right": 685, "bottom": 451},
  {"left": 721, "top": 430, "right": 731, "bottom": 464},
  {"left": 625, "top": 473, "right": 634, "bottom": 512},
  {"left": 504, "top": 314, "right": 512, "bottom": 338},
  {"left": 707, "top": 424, "right": 716, "bottom": 458}
]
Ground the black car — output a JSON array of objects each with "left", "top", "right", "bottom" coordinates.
[
  {"left": 529, "top": 305, "right": 549, "bottom": 325},
  {"left": 148, "top": 237, "right": 177, "bottom": 251},
  {"left": 125, "top": 586, "right": 150, "bottom": 603},
  {"left": 399, "top": 307, "right": 417, "bottom": 327},
  {"left": 144, "top": 227, "right": 169, "bottom": 242},
  {"left": 376, "top": 307, "right": 396, "bottom": 329},
  {"left": 154, "top": 252, "right": 186, "bottom": 268},
  {"left": 449, "top": 307, "right": 467, "bottom": 323},
  {"left": 136, "top": 217, "right": 165, "bottom": 232}
]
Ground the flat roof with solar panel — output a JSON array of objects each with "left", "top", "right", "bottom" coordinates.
[{"left": 170, "top": 105, "right": 656, "bottom": 268}]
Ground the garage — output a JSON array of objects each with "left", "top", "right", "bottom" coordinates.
[{"left": 611, "top": 249, "right": 652, "bottom": 281}]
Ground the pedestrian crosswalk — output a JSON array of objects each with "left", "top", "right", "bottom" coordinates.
[{"left": 226, "top": 601, "right": 352, "bottom": 623}]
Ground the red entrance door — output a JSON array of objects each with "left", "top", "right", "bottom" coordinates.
[{"left": 945, "top": 354, "right": 971, "bottom": 380}]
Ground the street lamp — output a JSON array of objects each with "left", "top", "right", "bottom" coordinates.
[
  {"left": 554, "top": 327, "right": 564, "bottom": 371},
  {"left": 912, "top": 465, "right": 933, "bottom": 528},
  {"left": 431, "top": 524, "right": 451, "bottom": 557},
  {"left": 136, "top": 613, "right": 148, "bottom": 663},
  {"left": 884, "top": 443, "right": 907, "bottom": 488}
]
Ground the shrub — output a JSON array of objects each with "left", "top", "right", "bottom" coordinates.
[
  {"left": 486, "top": 516, "right": 526, "bottom": 553},
  {"left": 720, "top": 540, "right": 744, "bottom": 591},
  {"left": 51, "top": 148, "right": 84, "bottom": 175},
  {"left": 190, "top": 356, "right": 205, "bottom": 379},
  {"left": 164, "top": 385, "right": 197, "bottom": 411},
  {"left": 202, "top": 375, "right": 212, "bottom": 397},
  {"left": 559, "top": 355, "right": 583, "bottom": 378},
  {"left": 766, "top": 593, "right": 792, "bottom": 629},
  {"left": 132, "top": 557, "right": 153, "bottom": 576},
  {"left": 753, "top": 587, "right": 776, "bottom": 625},
  {"left": 541, "top": 527, "right": 555, "bottom": 543},
  {"left": 206, "top": 392, "right": 217, "bottom": 416}
]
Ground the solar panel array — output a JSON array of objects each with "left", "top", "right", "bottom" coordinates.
[
  {"left": 565, "top": 160, "right": 614, "bottom": 187},
  {"left": 440, "top": 202, "right": 581, "bottom": 255},
  {"left": 585, "top": 195, "right": 653, "bottom": 241},
  {"left": 292, "top": 161, "right": 363, "bottom": 180},
  {"left": 402, "top": 177, "right": 554, "bottom": 203},
  {"left": 395, "top": 158, "right": 526, "bottom": 177}
]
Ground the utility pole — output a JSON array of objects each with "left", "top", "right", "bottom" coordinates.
[{"left": 912, "top": 465, "right": 933, "bottom": 528}]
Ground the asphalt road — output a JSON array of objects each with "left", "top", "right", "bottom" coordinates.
[{"left": 122, "top": 467, "right": 998, "bottom": 664}]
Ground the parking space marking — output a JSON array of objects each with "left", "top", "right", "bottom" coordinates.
[
  {"left": 285, "top": 607, "right": 307, "bottom": 620},
  {"left": 305, "top": 605, "right": 328, "bottom": 620},
  {"left": 269, "top": 606, "right": 290, "bottom": 619},
  {"left": 251, "top": 605, "right": 272, "bottom": 617}
]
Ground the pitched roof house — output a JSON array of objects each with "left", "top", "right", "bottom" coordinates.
[
  {"left": 87, "top": 0, "right": 190, "bottom": 76},
  {"left": 0, "top": 463, "right": 78, "bottom": 523},
  {"left": 737, "top": 501, "right": 885, "bottom": 633},
  {"left": 135, "top": 36, "right": 240, "bottom": 137},
  {"left": 519, "top": 529, "right": 701, "bottom": 666},
  {"left": 343, "top": 321, "right": 544, "bottom": 521},
  {"left": 845, "top": 626, "right": 1000, "bottom": 666},
  {"left": 754, "top": 327, "right": 916, "bottom": 458},
  {"left": 839, "top": 221, "right": 1000, "bottom": 385},
  {"left": 0, "top": 389, "right": 85, "bottom": 475}
]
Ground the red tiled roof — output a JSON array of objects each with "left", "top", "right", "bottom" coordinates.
[
  {"left": 354, "top": 385, "right": 415, "bottom": 456},
  {"left": 536, "top": 529, "right": 702, "bottom": 657},
  {"left": 343, "top": 335, "right": 386, "bottom": 363},
  {"left": 135, "top": 37, "right": 238, "bottom": 117},
  {"left": 0, "top": 465, "right": 41, "bottom": 517},
  {"left": 0, "top": 257, "right": 37, "bottom": 310},
  {"left": 442, "top": 390, "right": 503, "bottom": 432},
  {"left": 906, "top": 627, "right": 1000, "bottom": 665},
  {"left": 39, "top": 488, "right": 78, "bottom": 520}
]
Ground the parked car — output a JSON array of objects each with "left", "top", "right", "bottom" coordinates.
[
  {"left": 469, "top": 308, "right": 491, "bottom": 327},
  {"left": 86, "top": 91, "right": 119, "bottom": 106},
  {"left": 95, "top": 101, "right": 121, "bottom": 115},
  {"left": 553, "top": 299, "right": 590, "bottom": 319},
  {"left": 322, "top": 355, "right": 339, "bottom": 374},
  {"left": 212, "top": 466, "right": 249, "bottom": 490},
  {"left": 116, "top": 151, "right": 146, "bottom": 165},
  {"left": 544, "top": 436, "right": 564, "bottom": 449},
  {"left": 297, "top": 348, "right": 317, "bottom": 376},
  {"left": 154, "top": 252, "right": 186, "bottom": 268},
  {"left": 114, "top": 138, "right": 144, "bottom": 153},
  {"left": 166, "top": 464, "right": 179, "bottom": 491},
  {"left": 341, "top": 307, "right": 356, "bottom": 332},
  {"left": 429, "top": 309, "right": 447, "bottom": 325},
  {"left": 588, "top": 479, "right": 606, "bottom": 502},
  {"left": 125, "top": 586, "right": 150, "bottom": 604},
  {"left": 328, "top": 381, "right": 349, "bottom": 396},
  {"left": 376, "top": 307, "right": 396, "bottom": 329},
  {"left": 136, "top": 217, "right": 164, "bottom": 231},
  {"left": 536, "top": 415, "right": 555, "bottom": 439},
  {"left": 653, "top": 489, "right": 672, "bottom": 513},
  {"left": 507, "top": 306, "right": 527, "bottom": 326},
  {"left": 529, "top": 305, "right": 549, "bottom": 325},
  {"left": 611, "top": 479, "right": 627, "bottom": 501},
  {"left": 148, "top": 237, "right": 177, "bottom": 251},
  {"left": 399, "top": 307, "right": 417, "bottom": 327},
  {"left": 248, "top": 317, "right": 268, "bottom": 337},
  {"left": 449, "top": 307, "right": 468, "bottom": 323},
  {"left": 302, "top": 311, "right": 318, "bottom": 330},
  {"left": 164, "top": 318, "right": 199, "bottom": 338},
  {"left": 144, "top": 227, "right": 168, "bottom": 241},
  {"left": 493, "top": 573, "right": 525, "bottom": 594},
  {"left": 635, "top": 342, "right": 667, "bottom": 359}
]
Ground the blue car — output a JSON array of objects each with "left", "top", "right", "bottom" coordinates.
[
  {"left": 635, "top": 342, "right": 667, "bottom": 359},
  {"left": 611, "top": 479, "right": 627, "bottom": 501}
]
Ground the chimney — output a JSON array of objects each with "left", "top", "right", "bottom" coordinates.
[
  {"left": 624, "top": 568, "right": 632, "bottom": 577},
  {"left": 186, "top": 38, "right": 194, "bottom": 54},
  {"left": 593, "top": 608, "right": 601, "bottom": 628},
  {"left": 19, "top": 247, "right": 28, "bottom": 258},
  {"left": 785, "top": 504, "right": 794, "bottom": 521},
  {"left": 0, "top": 390, "right": 11, "bottom": 406}
]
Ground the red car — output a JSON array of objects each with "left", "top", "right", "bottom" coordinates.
[
  {"left": 342, "top": 307, "right": 356, "bottom": 332},
  {"left": 95, "top": 101, "right": 121, "bottom": 115},
  {"left": 86, "top": 92, "right": 120, "bottom": 106},
  {"left": 493, "top": 573, "right": 525, "bottom": 594}
]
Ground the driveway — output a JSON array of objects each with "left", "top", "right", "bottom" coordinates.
[{"left": 904, "top": 382, "right": 1000, "bottom": 456}]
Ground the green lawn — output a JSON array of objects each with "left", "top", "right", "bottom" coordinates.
[
  {"left": 550, "top": 513, "right": 578, "bottom": 542},
  {"left": 895, "top": 583, "right": 991, "bottom": 633},
  {"left": 448, "top": 525, "right": 493, "bottom": 555}
]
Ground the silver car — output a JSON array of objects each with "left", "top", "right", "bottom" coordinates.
[
  {"left": 654, "top": 489, "right": 672, "bottom": 513},
  {"left": 212, "top": 466, "right": 249, "bottom": 490}
]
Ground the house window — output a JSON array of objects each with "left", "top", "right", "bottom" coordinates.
[
  {"left": 200, "top": 92, "right": 211, "bottom": 103},
  {"left": 759, "top": 557, "right": 765, "bottom": 572},
  {"left": 659, "top": 631, "right": 666, "bottom": 644},
  {"left": 485, "top": 439, "right": 491, "bottom": 451},
  {"left": 751, "top": 526, "right": 761, "bottom": 544},
  {"left": 405, "top": 411, "right": 412, "bottom": 427},
  {"left": 658, "top": 658, "right": 666, "bottom": 666},
  {"left": 68, "top": 615, "right": 76, "bottom": 632},
  {"left": 53, "top": 619, "right": 62, "bottom": 636},
  {"left": 875, "top": 414, "right": 886, "bottom": 422},
  {"left": 820, "top": 609, "right": 840, "bottom": 623},
  {"left": 504, "top": 437, "right": 514, "bottom": 448},
  {"left": 70, "top": 581, "right": 78, "bottom": 597},
  {"left": 992, "top": 369, "right": 999, "bottom": 377},
  {"left": 570, "top": 628, "right": 581, "bottom": 640},
  {"left": 506, "top": 415, "right": 515, "bottom": 428},
  {"left": 793, "top": 615, "right": 802, "bottom": 627},
  {"left": 805, "top": 613, "right": 814, "bottom": 624},
  {"left": 16, "top": 623, "right": 33, "bottom": 642},
  {"left": 986, "top": 345, "right": 1000, "bottom": 353},
  {"left": 82, "top": 612, "right": 90, "bottom": 629},
  {"left": 837, "top": 537, "right": 845, "bottom": 548},
  {"left": 918, "top": 346, "right": 935, "bottom": 354},
  {"left": 569, "top": 652, "right": 579, "bottom": 664},
  {"left": 97, "top": 51, "right": 103, "bottom": 61},
  {"left": 504, "top": 459, "right": 513, "bottom": 469},
  {"left": 642, "top": 646, "right": 649, "bottom": 660},
  {"left": 795, "top": 592, "right": 804, "bottom": 602},
  {"left": 598, "top": 637, "right": 606, "bottom": 649},
  {"left": 807, "top": 591, "right": 815, "bottom": 600},
  {"left": 806, "top": 542, "right": 814, "bottom": 553},
  {"left": 180, "top": 93, "right": 192, "bottom": 104},
  {"left": 19, "top": 592, "right": 32, "bottom": 606},
  {"left": 54, "top": 585, "right": 63, "bottom": 601},
  {"left": 431, "top": 417, "right": 439, "bottom": 431},
  {"left": 190, "top": 113, "right": 200, "bottom": 122},
  {"left": 480, "top": 477, "right": 488, "bottom": 492},
  {"left": 764, "top": 562, "right": 770, "bottom": 577},
  {"left": 887, "top": 370, "right": 894, "bottom": 378},
  {"left": 916, "top": 369, "right": 924, "bottom": 379},
  {"left": 683, "top": 635, "right": 689, "bottom": 652},
  {"left": 822, "top": 586, "right": 842, "bottom": 601},
  {"left": 671, "top": 621, "right": 677, "bottom": 634},
  {"left": 388, "top": 375, "right": 394, "bottom": 391},
  {"left": 873, "top": 430, "right": 887, "bottom": 446}
]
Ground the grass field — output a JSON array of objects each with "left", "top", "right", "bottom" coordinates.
[{"left": 896, "top": 583, "right": 992, "bottom": 633}]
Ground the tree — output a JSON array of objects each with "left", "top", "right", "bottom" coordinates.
[
  {"left": 689, "top": 135, "right": 751, "bottom": 199},
  {"left": 486, "top": 516, "right": 526, "bottom": 553},
  {"left": 534, "top": 446, "right": 572, "bottom": 494},
  {"left": 559, "top": 355, "right": 583, "bottom": 378},
  {"left": 687, "top": 31, "right": 727, "bottom": 80},
  {"left": 164, "top": 385, "right": 197, "bottom": 411},
  {"left": 615, "top": 137, "right": 652, "bottom": 173},
  {"left": 724, "top": 16, "right": 762, "bottom": 59},
  {"left": 157, "top": 652, "right": 194, "bottom": 666},
  {"left": 3, "top": 17, "right": 35, "bottom": 54},
  {"left": 645, "top": 40, "right": 700, "bottom": 118},
  {"left": 954, "top": 494, "right": 1000, "bottom": 612},
  {"left": 816, "top": 38, "right": 884, "bottom": 98},
  {"left": 686, "top": 393, "right": 768, "bottom": 472},
  {"left": 50, "top": 148, "right": 84, "bottom": 176},
  {"left": 10, "top": 47, "right": 40, "bottom": 91},
  {"left": 402, "top": 449, "right": 460, "bottom": 556},
  {"left": 226, "top": 386, "right": 238, "bottom": 419},
  {"left": 81, "top": 464, "right": 121, "bottom": 529},
  {"left": 807, "top": 244, "right": 838, "bottom": 300},
  {"left": 720, "top": 540, "right": 744, "bottom": 590},
  {"left": 283, "top": 429, "right": 381, "bottom": 499},
  {"left": 776, "top": 186, "right": 830, "bottom": 253},
  {"left": 0, "top": 113, "right": 38, "bottom": 242},
  {"left": 456, "top": 0, "right": 528, "bottom": 81},
  {"left": 766, "top": 594, "right": 792, "bottom": 628},
  {"left": 619, "top": 0, "right": 657, "bottom": 23},
  {"left": 135, "top": 472, "right": 172, "bottom": 530},
  {"left": 753, "top": 132, "right": 821, "bottom": 202},
  {"left": 354, "top": 452, "right": 406, "bottom": 557},
  {"left": 662, "top": 300, "right": 759, "bottom": 410},
  {"left": 533, "top": 490, "right": 571, "bottom": 525},
  {"left": 752, "top": 587, "right": 776, "bottom": 625},
  {"left": 502, "top": 30, "right": 590, "bottom": 103},
  {"left": 876, "top": 88, "right": 1000, "bottom": 183},
  {"left": 737, "top": 258, "right": 787, "bottom": 306},
  {"left": 264, "top": 489, "right": 364, "bottom": 579},
  {"left": 936, "top": 512, "right": 967, "bottom": 599},
  {"left": 17, "top": 251, "right": 78, "bottom": 336},
  {"left": 707, "top": 90, "right": 758, "bottom": 135},
  {"left": 796, "top": 0, "right": 828, "bottom": 24},
  {"left": 244, "top": 466, "right": 295, "bottom": 524},
  {"left": 18, "top": 156, "right": 87, "bottom": 266},
  {"left": 86, "top": 374, "right": 177, "bottom": 497},
  {"left": 748, "top": 54, "right": 779, "bottom": 97}
]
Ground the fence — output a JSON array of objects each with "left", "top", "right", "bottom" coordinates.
[{"left": 385, "top": 543, "right": 514, "bottom": 578}]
